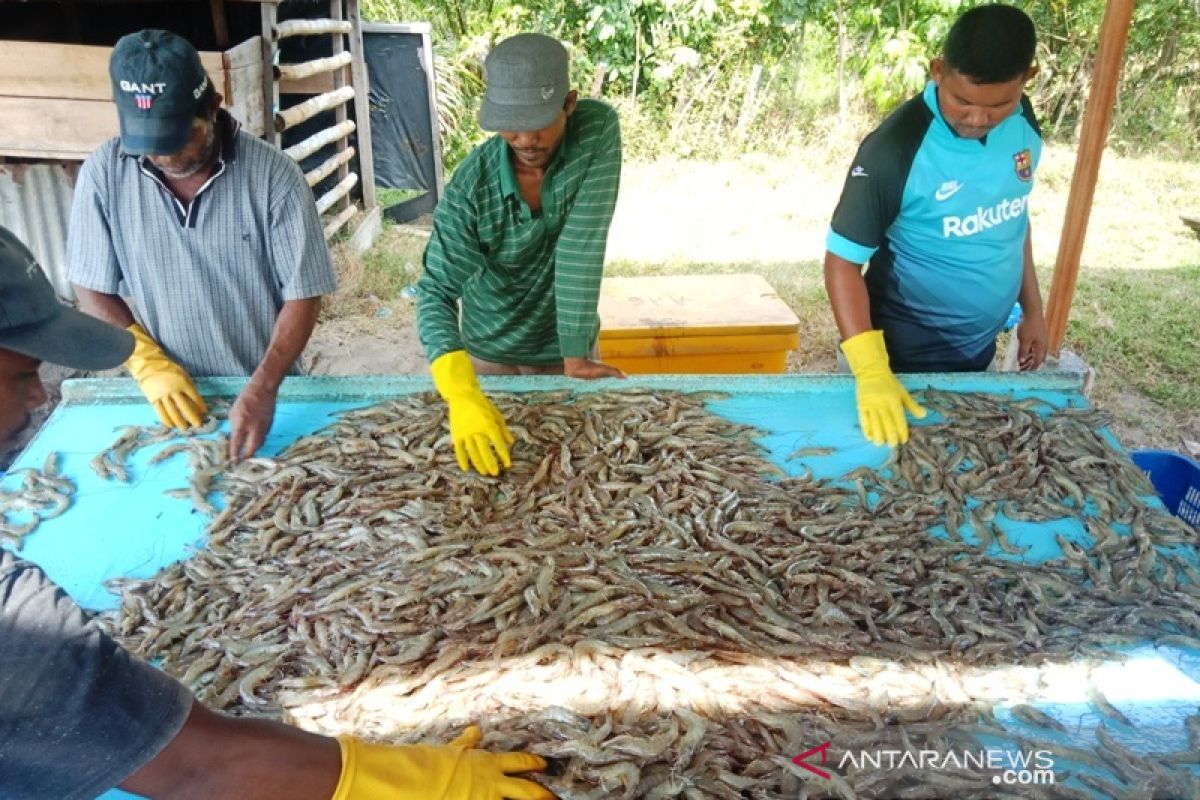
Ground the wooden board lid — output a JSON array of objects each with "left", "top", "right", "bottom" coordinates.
[{"left": 598, "top": 274, "right": 800, "bottom": 339}]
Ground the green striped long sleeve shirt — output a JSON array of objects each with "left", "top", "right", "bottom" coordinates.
[{"left": 417, "top": 99, "right": 622, "bottom": 364}]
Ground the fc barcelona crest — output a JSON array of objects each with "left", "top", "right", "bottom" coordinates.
[{"left": 1013, "top": 149, "right": 1033, "bottom": 182}]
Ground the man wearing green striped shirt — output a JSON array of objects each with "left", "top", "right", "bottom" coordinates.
[{"left": 417, "top": 33, "right": 624, "bottom": 476}]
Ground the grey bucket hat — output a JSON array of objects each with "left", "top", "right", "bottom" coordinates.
[
  {"left": 0, "top": 226, "right": 134, "bottom": 370},
  {"left": 479, "top": 33, "right": 570, "bottom": 132}
]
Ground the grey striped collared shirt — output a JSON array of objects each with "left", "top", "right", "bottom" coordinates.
[{"left": 67, "top": 112, "right": 336, "bottom": 377}]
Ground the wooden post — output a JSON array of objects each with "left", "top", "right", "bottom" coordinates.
[
  {"left": 330, "top": 0, "right": 350, "bottom": 215},
  {"left": 347, "top": 0, "right": 377, "bottom": 210},
  {"left": 419, "top": 25, "right": 443, "bottom": 201},
  {"left": 259, "top": 3, "right": 278, "bottom": 147},
  {"left": 1044, "top": 0, "right": 1136, "bottom": 353},
  {"left": 209, "top": 0, "right": 230, "bottom": 50}
]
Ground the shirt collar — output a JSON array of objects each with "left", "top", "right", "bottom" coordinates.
[
  {"left": 923, "top": 80, "right": 955, "bottom": 134},
  {"left": 923, "top": 79, "right": 1023, "bottom": 147},
  {"left": 496, "top": 121, "right": 573, "bottom": 200},
  {"left": 498, "top": 137, "right": 520, "bottom": 200}
]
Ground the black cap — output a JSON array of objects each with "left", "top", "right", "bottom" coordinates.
[
  {"left": 0, "top": 226, "right": 134, "bottom": 369},
  {"left": 110, "top": 29, "right": 212, "bottom": 155}
]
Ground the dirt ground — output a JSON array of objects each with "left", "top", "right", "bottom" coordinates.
[{"left": 305, "top": 309, "right": 427, "bottom": 377}]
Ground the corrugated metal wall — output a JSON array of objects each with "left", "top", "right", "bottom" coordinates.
[{"left": 0, "top": 163, "right": 79, "bottom": 300}]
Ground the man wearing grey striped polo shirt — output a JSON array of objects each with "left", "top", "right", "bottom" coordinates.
[
  {"left": 418, "top": 33, "right": 624, "bottom": 477},
  {"left": 68, "top": 30, "right": 335, "bottom": 460}
]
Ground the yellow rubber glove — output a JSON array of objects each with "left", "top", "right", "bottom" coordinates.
[
  {"left": 124, "top": 324, "right": 207, "bottom": 429},
  {"left": 333, "top": 726, "right": 553, "bottom": 800},
  {"left": 841, "top": 329, "right": 926, "bottom": 447},
  {"left": 430, "top": 350, "right": 514, "bottom": 476}
]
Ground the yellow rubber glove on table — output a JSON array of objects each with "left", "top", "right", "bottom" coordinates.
[
  {"left": 333, "top": 726, "right": 553, "bottom": 800},
  {"left": 124, "top": 324, "right": 207, "bottom": 429},
  {"left": 431, "top": 350, "right": 514, "bottom": 476},
  {"left": 841, "top": 329, "right": 926, "bottom": 446}
]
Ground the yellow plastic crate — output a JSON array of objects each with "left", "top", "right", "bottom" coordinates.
[{"left": 597, "top": 274, "right": 800, "bottom": 374}]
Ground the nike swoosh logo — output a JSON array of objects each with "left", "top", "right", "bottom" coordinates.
[{"left": 935, "top": 181, "right": 963, "bottom": 201}]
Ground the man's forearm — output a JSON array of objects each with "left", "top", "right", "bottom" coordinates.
[
  {"left": 120, "top": 701, "right": 341, "bottom": 800},
  {"left": 73, "top": 285, "right": 137, "bottom": 329},
  {"left": 824, "top": 251, "right": 874, "bottom": 340},
  {"left": 249, "top": 298, "right": 321, "bottom": 393}
]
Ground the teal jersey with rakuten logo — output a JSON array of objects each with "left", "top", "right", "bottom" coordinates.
[{"left": 826, "top": 80, "right": 1041, "bottom": 372}]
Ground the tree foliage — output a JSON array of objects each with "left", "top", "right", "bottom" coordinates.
[{"left": 362, "top": 0, "right": 1200, "bottom": 166}]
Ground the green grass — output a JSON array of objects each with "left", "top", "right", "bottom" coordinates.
[
  {"left": 327, "top": 221, "right": 427, "bottom": 318},
  {"left": 1067, "top": 264, "right": 1200, "bottom": 411},
  {"left": 361, "top": 225, "right": 425, "bottom": 297},
  {"left": 375, "top": 187, "right": 428, "bottom": 208}
]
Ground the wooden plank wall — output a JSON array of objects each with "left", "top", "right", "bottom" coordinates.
[{"left": 0, "top": 39, "right": 263, "bottom": 160}]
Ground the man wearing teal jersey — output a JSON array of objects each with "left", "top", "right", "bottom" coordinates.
[
  {"left": 825, "top": 5, "right": 1047, "bottom": 447},
  {"left": 417, "top": 33, "right": 624, "bottom": 477}
]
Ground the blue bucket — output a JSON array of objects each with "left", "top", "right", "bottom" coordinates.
[{"left": 1131, "top": 449, "right": 1200, "bottom": 528}]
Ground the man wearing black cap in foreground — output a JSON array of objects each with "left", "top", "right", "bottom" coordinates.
[
  {"left": 416, "top": 33, "right": 625, "bottom": 478},
  {"left": 68, "top": 29, "right": 337, "bottom": 460},
  {"left": 0, "top": 225, "right": 552, "bottom": 800}
]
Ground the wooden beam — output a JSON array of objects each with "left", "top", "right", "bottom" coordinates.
[
  {"left": 1044, "top": 0, "right": 1136, "bottom": 353},
  {"left": 277, "top": 51, "right": 352, "bottom": 81},
  {"left": 315, "top": 172, "right": 358, "bottom": 214},
  {"left": 348, "top": 0, "right": 377, "bottom": 210},
  {"left": 322, "top": 204, "right": 359, "bottom": 238},
  {"left": 305, "top": 146, "right": 356, "bottom": 187},
  {"left": 260, "top": 3, "right": 279, "bottom": 146},
  {"left": 274, "top": 86, "right": 354, "bottom": 132},
  {"left": 274, "top": 19, "right": 352, "bottom": 39},
  {"left": 283, "top": 119, "right": 356, "bottom": 161}
]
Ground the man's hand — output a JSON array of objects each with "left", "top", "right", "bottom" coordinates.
[
  {"left": 334, "top": 725, "right": 553, "bottom": 800},
  {"left": 563, "top": 357, "right": 626, "bottom": 380},
  {"left": 841, "top": 329, "right": 926, "bottom": 447},
  {"left": 1016, "top": 310, "right": 1048, "bottom": 371},
  {"left": 228, "top": 382, "right": 277, "bottom": 461},
  {"left": 431, "top": 350, "right": 515, "bottom": 476},
  {"left": 124, "top": 324, "right": 208, "bottom": 429}
]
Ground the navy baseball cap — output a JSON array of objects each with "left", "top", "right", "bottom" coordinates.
[
  {"left": 480, "top": 34, "right": 570, "bottom": 132},
  {"left": 0, "top": 226, "right": 133, "bottom": 370},
  {"left": 109, "top": 29, "right": 213, "bottom": 155}
]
